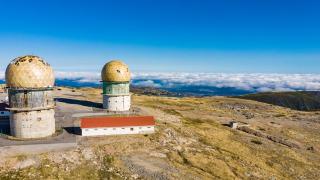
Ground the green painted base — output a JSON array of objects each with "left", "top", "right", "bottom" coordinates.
[{"left": 102, "top": 81, "right": 130, "bottom": 95}]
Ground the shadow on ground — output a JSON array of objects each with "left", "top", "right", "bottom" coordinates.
[
  {"left": 222, "top": 123, "right": 232, "bottom": 127},
  {"left": 64, "top": 127, "right": 82, "bottom": 135},
  {"left": 55, "top": 98, "right": 103, "bottom": 108}
]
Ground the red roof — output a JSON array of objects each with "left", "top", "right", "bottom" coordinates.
[{"left": 81, "top": 116, "right": 155, "bottom": 128}]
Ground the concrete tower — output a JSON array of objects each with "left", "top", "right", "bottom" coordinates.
[
  {"left": 5, "top": 55, "right": 55, "bottom": 138},
  {"left": 101, "top": 60, "right": 131, "bottom": 111}
]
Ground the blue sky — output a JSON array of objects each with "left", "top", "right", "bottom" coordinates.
[{"left": 0, "top": 0, "right": 319, "bottom": 73}]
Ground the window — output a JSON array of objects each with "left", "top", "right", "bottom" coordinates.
[
  {"left": 104, "top": 129, "right": 107, "bottom": 130},
  {"left": 130, "top": 128, "right": 134, "bottom": 131},
  {"left": 139, "top": 127, "right": 142, "bottom": 129},
  {"left": 94, "top": 129, "right": 98, "bottom": 131},
  {"left": 0, "top": 112, "right": 4, "bottom": 114},
  {"left": 85, "top": 129, "right": 89, "bottom": 131},
  {"left": 148, "top": 127, "right": 151, "bottom": 128},
  {"left": 113, "top": 128, "right": 116, "bottom": 130},
  {"left": 121, "top": 128, "right": 125, "bottom": 129}
]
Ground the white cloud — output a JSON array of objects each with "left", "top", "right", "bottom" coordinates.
[
  {"left": 54, "top": 71, "right": 100, "bottom": 84},
  {"left": 131, "top": 72, "right": 320, "bottom": 92},
  {"left": 54, "top": 71, "right": 100, "bottom": 80},
  {"left": 2, "top": 71, "right": 320, "bottom": 92},
  {"left": 132, "top": 80, "right": 162, "bottom": 88}
]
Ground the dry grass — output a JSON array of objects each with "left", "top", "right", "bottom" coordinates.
[
  {"left": 1, "top": 88, "right": 320, "bottom": 179},
  {"left": 132, "top": 94, "right": 320, "bottom": 179}
]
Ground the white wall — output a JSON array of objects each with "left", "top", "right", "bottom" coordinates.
[
  {"left": 103, "top": 95, "right": 131, "bottom": 111},
  {"left": 82, "top": 125, "right": 154, "bottom": 136},
  {"left": 10, "top": 109, "right": 55, "bottom": 139}
]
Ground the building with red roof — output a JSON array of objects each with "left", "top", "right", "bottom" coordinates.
[{"left": 80, "top": 116, "right": 155, "bottom": 136}]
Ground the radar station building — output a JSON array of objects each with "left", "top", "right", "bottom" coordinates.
[
  {"left": 81, "top": 116, "right": 155, "bottom": 136},
  {"left": 101, "top": 60, "right": 131, "bottom": 111},
  {"left": 5, "top": 55, "right": 55, "bottom": 138}
]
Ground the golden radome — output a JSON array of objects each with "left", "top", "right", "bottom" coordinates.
[
  {"left": 101, "top": 60, "right": 131, "bottom": 82},
  {"left": 5, "top": 55, "right": 54, "bottom": 88}
]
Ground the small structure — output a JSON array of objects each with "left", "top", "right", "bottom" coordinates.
[
  {"left": 230, "top": 121, "right": 238, "bottom": 129},
  {"left": 0, "top": 103, "right": 9, "bottom": 119},
  {"left": 81, "top": 116, "right": 155, "bottom": 136},
  {"left": 101, "top": 60, "right": 131, "bottom": 112},
  {"left": 0, "top": 103, "right": 10, "bottom": 135},
  {"left": 5, "top": 55, "right": 55, "bottom": 138}
]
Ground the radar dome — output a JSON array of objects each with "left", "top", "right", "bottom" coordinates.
[
  {"left": 101, "top": 60, "right": 131, "bottom": 82},
  {"left": 5, "top": 55, "right": 55, "bottom": 88}
]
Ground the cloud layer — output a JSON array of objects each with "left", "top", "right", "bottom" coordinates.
[
  {"left": 2, "top": 71, "right": 320, "bottom": 92},
  {"left": 131, "top": 73, "right": 320, "bottom": 92}
]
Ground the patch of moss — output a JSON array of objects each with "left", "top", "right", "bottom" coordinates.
[
  {"left": 16, "top": 154, "right": 27, "bottom": 161},
  {"left": 162, "top": 109, "right": 182, "bottom": 116},
  {"left": 251, "top": 139, "right": 263, "bottom": 145},
  {"left": 274, "top": 113, "right": 286, "bottom": 117},
  {"left": 0, "top": 154, "right": 122, "bottom": 180},
  {"left": 183, "top": 118, "right": 205, "bottom": 125}
]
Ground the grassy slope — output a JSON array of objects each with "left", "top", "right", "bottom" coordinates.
[
  {"left": 133, "top": 95, "right": 320, "bottom": 179},
  {"left": 237, "top": 91, "right": 320, "bottom": 111},
  {"left": 1, "top": 87, "right": 320, "bottom": 179}
]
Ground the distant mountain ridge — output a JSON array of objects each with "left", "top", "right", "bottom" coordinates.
[
  {"left": 54, "top": 79, "right": 254, "bottom": 96},
  {"left": 7, "top": 79, "right": 320, "bottom": 111},
  {"left": 237, "top": 91, "right": 320, "bottom": 111}
]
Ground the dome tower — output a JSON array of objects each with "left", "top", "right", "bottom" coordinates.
[
  {"left": 101, "top": 60, "right": 131, "bottom": 111},
  {"left": 5, "top": 55, "right": 55, "bottom": 138}
]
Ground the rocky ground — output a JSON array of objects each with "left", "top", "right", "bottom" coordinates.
[{"left": 0, "top": 87, "right": 320, "bottom": 179}]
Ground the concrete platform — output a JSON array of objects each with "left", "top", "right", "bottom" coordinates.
[
  {"left": 0, "top": 142, "right": 77, "bottom": 158},
  {"left": 0, "top": 129, "right": 76, "bottom": 147}
]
